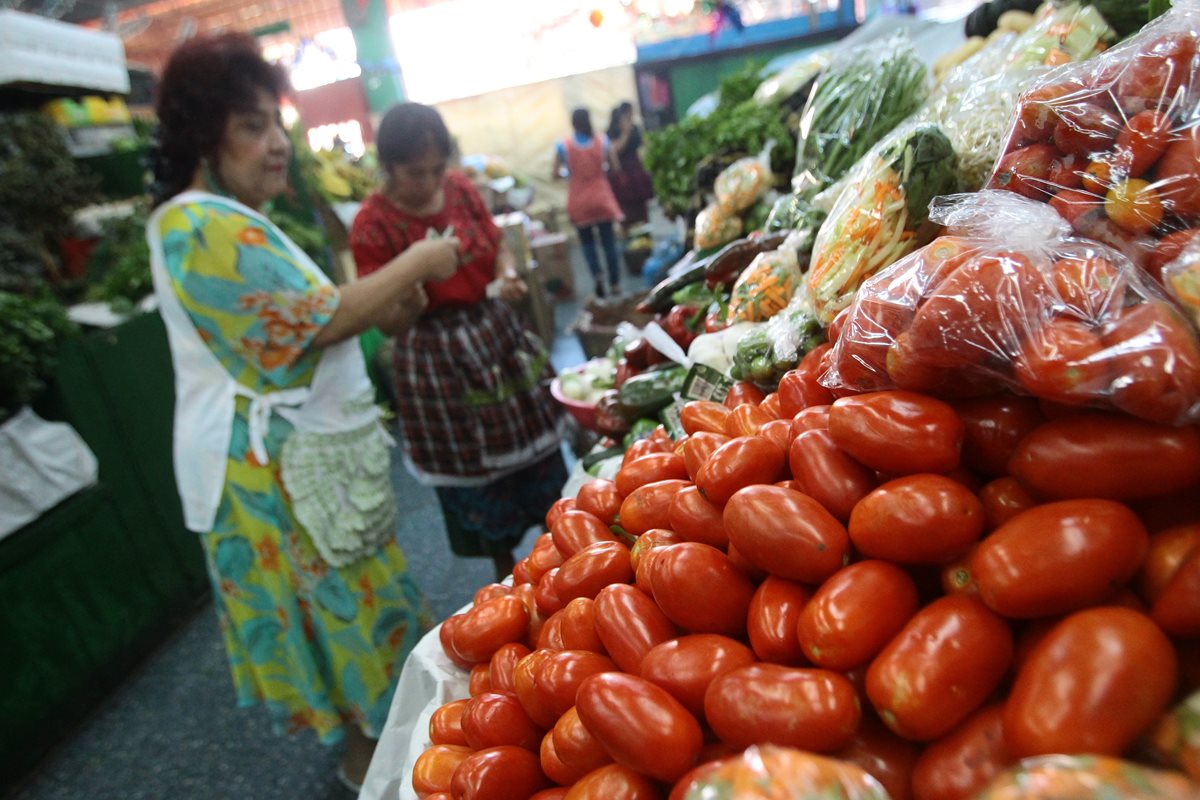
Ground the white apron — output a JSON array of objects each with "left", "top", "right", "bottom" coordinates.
[{"left": 147, "top": 191, "right": 397, "bottom": 566}]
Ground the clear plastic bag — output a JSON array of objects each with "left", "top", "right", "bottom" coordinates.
[
  {"left": 821, "top": 191, "right": 1200, "bottom": 425},
  {"left": 1163, "top": 235, "right": 1200, "bottom": 330},
  {"left": 695, "top": 203, "right": 744, "bottom": 251},
  {"left": 726, "top": 247, "right": 802, "bottom": 325},
  {"left": 791, "top": 32, "right": 929, "bottom": 196},
  {"left": 680, "top": 745, "right": 891, "bottom": 800},
  {"left": 714, "top": 141, "right": 776, "bottom": 214},
  {"left": 975, "top": 755, "right": 1199, "bottom": 800},
  {"left": 987, "top": 0, "right": 1200, "bottom": 274}
]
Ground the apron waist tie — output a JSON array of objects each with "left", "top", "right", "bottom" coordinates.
[{"left": 233, "top": 384, "right": 311, "bottom": 465}]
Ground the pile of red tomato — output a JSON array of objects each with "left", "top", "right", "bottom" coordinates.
[{"left": 413, "top": 371, "right": 1200, "bottom": 799}]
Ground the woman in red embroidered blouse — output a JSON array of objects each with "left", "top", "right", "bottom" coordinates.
[{"left": 350, "top": 103, "right": 566, "bottom": 580}]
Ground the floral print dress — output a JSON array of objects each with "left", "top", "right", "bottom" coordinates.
[{"left": 157, "top": 199, "right": 432, "bottom": 743}]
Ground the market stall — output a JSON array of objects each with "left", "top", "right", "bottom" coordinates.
[{"left": 362, "top": 2, "right": 1200, "bottom": 798}]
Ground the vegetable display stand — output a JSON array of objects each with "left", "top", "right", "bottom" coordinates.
[{"left": 0, "top": 310, "right": 208, "bottom": 787}]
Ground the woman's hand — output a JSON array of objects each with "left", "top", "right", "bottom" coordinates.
[
  {"left": 377, "top": 285, "right": 428, "bottom": 337},
  {"left": 498, "top": 272, "right": 527, "bottom": 303},
  {"left": 406, "top": 236, "right": 461, "bottom": 282}
]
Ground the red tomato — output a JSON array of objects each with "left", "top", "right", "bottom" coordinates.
[
  {"left": 554, "top": 540, "right": 634, "bottom": 603},
  {"left": 639, "top": 634, "right": 756, "bottom": 719},
  {"left": 1009, "top": 413, "right": 1200, "bottom": 501},
  {"left": 513, "top": 649, "right": 618, "bottom": 729},
  {"left": 953, "top": 395, "right": 1045, "bottom": 477},
  {"left": 793, "top": 404, "right": 831, "bottom": 431},
  {"left": 848, "top": 474, "right": 984, "bottom": 565},
  {"left": 450, "top": 595, "right": 531, "bottom": 665},
  {"left": 462, "top": 691, "right": 544, "bottom": 751},
  {"left": 724, "top": 540, "right": 768, "bottom": 582},
  {"left": 549, "top": 706, "right": 612, "bottom": 782},
  {"left": 788, "top": 428, "right": 877, "bottom": 522},
  {"left": 695, "top": 436, "right": 785, "bottom": 506},
  {"left": 474, "top": 583, "right": 511, "bottom": 605},
  {"left": 1140, "top": 522, "right": 1200, "bottom": 604},
  {"left": 778, "top": 346, "right": 836, "bottom": 416},
  {"left": 439, "top": 615, "right": 474, "bottom": 669},
  {"left": 1014, "top": 318, "right": 1111, "bottom": 406},
  {"left": 576, "top": 672, "right": 703, "bottom": 783},
  {"left": 680, "top": 400, "right": 732, "bottom": 435},
  {"left": 489, "top": 642, "right": 533, "bottom": 693},
  {"left": 574, "top": 479, "right": 622, "bottom": 525},
  {"left": 669, "top": 759, "right": 734, "bottom": 800},
  {"left": 1004, "top": 606, "right": 1178, "bottom": 757},
  {"left": 450, "top": 745, "right": 550, "bottom": 800},
  {"left": 910, "top": 703, "right": 1013, "bottom": 800},
  {"left": 535, "top": 568, "right": 564, "bottom": 617},
  {"left": 1155, "top": 127, "right": 1200, "bottom": 217},
  {"left": 545, "top": 497, "right": 575, "bottom": 532},
  {"left": 724, "top": 485, "right": 850, "bottom": 584},
  {"left": 619, "top": 479, "right": 691, "bottom": 536},
  {"left": 621, "top": 437, "right": 671, "bottom": 467},
  {"left": 1152, "top": 548, "right": 1200, "bottom": 637},
  {"left": 615, "top": 452, "right": 688, "bottom": 498},
  {"left": 667, "top": 484, "right": 729, "bottom": 549},
  {"left": 469, "top": 663, "right": 491, "bottom": 696},
  {"left": 747, "top": 576, "right": 811, "bottom": 666},
  {"left": 833, "top": 717, "right": 921, "bottom": 800},
  {"left": 539, "top": 599, "right": 605, "bottom": 654},
  {"left": 531, "top": 788, "right": 570, "bottom": 800},
  {"left": 1116, "top": 109, "right": 1175, "bottom": 176},
  {"left": 969, "top": 499, "right": 1149, "bottom": 619},
  {"left": 429, "top": 698, "right": 470, "bottom": 747},
  {"left": 412, "top": 744, "right": 474, "bottom": 796},
  {"left": 680, "top": 431, "right": 730, "bottom": 482},
  {"left": 978, "top": 477, "right": 1037, "bottom": 530},
  {"left": 1146, "top": 228, "right": 1200, "bottom": 282},
  {"left": 551, "top": 510, "right": 620, "bottom": 559},
  {"left": 528, "top": 533, "right": 566, "bottom": 584},
  {"left": 1116, "top": 32, "right": 1197, "bottom": 115},
  {"left": 1052, "top": 102, "right": 1121, "bottom": 159},
  {"left": 1013, "top": 81, "right": 1082, "bottom": 142},
  {"left": 1049, "top": 188, "right": 1103, "bottom": 225},
  {"left": 867, "top": 595, "right": 1013, "bottom": 741},
  {"left": 757, "top": 418, "right": 796, "bottom": 453},
  {"left": 649, "top": 542, "right": 756, "bottom": 637},
  {"left": 940, "top": 548, "right": 980, "bottom": 598},
  {"left": 705, "top": 664, "right": 861, "bottom": 752},
  {"left": 829, "top": 391, "right": 964, "bottom": 475},
  {"left": 1102, "top": 301, "right": 1200, "bottom": 425},
  {"left": 760, "top": 392, "right": 783, "bottom": 419},
  {"left": 723, "top": 402, "right": 773, "bottom": 437},
  {"left": 592, "top": 583, "right": 677, "bottom": 674},
  {"left": 563, "top": 764, "right": 663, "bottom": 800},
  {"left": 540, "top": 732, "right": 581, "bottom": 786},
  {"left": 631, "top": 530, "right": 681, "bottom": 595},
  {"left": 723, "top": 381, "right": 766, "bottom": 408},
  {"left": 796, "top": 560, "right": 919, "bottom": 671},
  {"left": 991, "top": 143, "right": 1060, "bottom": 199}
]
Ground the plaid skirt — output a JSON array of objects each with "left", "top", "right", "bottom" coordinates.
[{"left": 392, "top": 298, "right": 565, "bottom": 485}]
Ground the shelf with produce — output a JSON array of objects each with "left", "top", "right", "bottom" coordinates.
[{"left": 365, "top": 3, "right": 1200, "bottom": 799}]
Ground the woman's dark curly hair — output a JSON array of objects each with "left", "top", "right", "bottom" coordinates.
[
  {"left": 152, "top": 33, "right": 289, "bottom": 205},
  {"left": 376, "top": 102, "right": 452, "bottom": 169}
]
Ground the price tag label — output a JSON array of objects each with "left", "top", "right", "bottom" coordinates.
[
  {"left": 681, "top": 363, "right": 733, "bottom": 402},
  {"left": 659, "top": 399, "right": 687, "bottom": 441}
]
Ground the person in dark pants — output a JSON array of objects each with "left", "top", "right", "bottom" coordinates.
[
  {"left": 553, "top": 107, "right": 624, "bottom": 297},
  {"left": 606, "top": 101, "right": 656, "bottom": 231},
  {"left": 350, "top": 102, "right": 568, "bottom": 583}
]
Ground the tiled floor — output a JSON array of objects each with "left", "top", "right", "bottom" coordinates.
[{"left": 8, "top": 238, "right": 620, "bottom": 800}]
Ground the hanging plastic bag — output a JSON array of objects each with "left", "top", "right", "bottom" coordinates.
[
  {"left": 821, "top": 191, "right": 1200, "bottom": 425},
  {"left": 791, "top": 32, "right": 929, "bottom": 197},
  {"left": 975, "top": 755, "right": 1198, "bottom": 800},
  {"left": 806, "top": 122, "right": 961, "bottom": 324},
  {"left": 730, "top": 289, "right": 824, "bottom": 388},
  {"left": 1163, "top": 234, "right": 1200, "bottom": 330},
  {"left": 714, "top": 140, "right": 776, "bottom": 214},
  {"left": 987, "top": 0, "right": 1200, "bottom": 275},
  {"left": 694, "top": 203, "right": 743, "bottom": 251},
  {"left": 680, "top": 745, "right": 891, "bottom": 800},
  {"left": 726, "top": 247, "right": 803, "bottom": 325}
]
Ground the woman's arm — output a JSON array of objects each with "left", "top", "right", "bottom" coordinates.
[
  {"left": 552, "top": 142, "right": 567, "bottom": 182},
  {"left": 312, "top": 237, "right": 459, "bottom": 347},
  {"left": 376, "top": 285, "right": 428, "bottom": 337},
  {"left": 494, "top": 241, "right": 527, "bottom": 303}
]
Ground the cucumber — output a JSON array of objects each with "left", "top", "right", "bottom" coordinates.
[{"left": 617, "top": 365, "right": 689, "bottom": 417}]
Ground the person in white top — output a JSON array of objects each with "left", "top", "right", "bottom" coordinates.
[{"left": 146, "top": 32, "right": 458, "bottom": 791}]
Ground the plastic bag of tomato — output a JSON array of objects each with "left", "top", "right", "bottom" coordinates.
[
  {"left": 987, "top": 0, "right": 1200, "bottom": 277},
  {"left": 411, "top": 374, "right": 1200, "bottom": 800},
  {"left": 818, "top": 190, "right": 1200, "bottom": 425}
]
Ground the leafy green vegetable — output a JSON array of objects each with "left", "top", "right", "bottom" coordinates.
[
  {"left": 0, "top": 290, "right": 77, "bottom": 423},
  {"left": 645, "top": 67, "right": 796, "bottom": 219},
  {"left": 85, "top": 206, "right": 152, "bottom": 311},
  {"left": 1082, "top": 0, "right": 1166, "bottom": 38},
  {"left": 730, "top": 305, "right": 823, "bottom": 388},
  {"left": 792, "top": 37, "right": 928, "bottom": 194}
]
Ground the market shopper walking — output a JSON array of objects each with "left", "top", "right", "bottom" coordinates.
[
  {"left": 146, "top": 34, "right": 454, "bottom": 793},
  {"left": 553, "top": 107, "right": 625, "bottom": 297},
  {"left": 350, "top": 102, "right": 568, "bottom": 584},
  {"left": 606, "top": 101, "right": 656, "bottom": 230}
]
